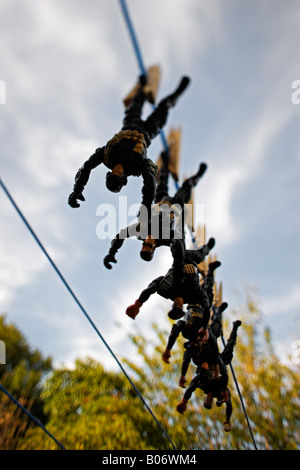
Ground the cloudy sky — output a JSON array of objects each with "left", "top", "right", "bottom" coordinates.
[{"left": 1, "top": 0, "right": 299, "bottom": 374}]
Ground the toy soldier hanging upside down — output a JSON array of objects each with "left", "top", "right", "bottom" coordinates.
[
  {"left": 176, "top": 315, "right": 242, "bottom": 432},
  {"left": 68, "top": 72, "right": 190, "bottom": 213},
  {"left": 103, "top": 149, "right": 207, "bottom": 270},
  {"left": 125, "top": 238, "right": 215, "bottom": 321},
  {"left": 161, "top": 260, "right": 224, "bottom": 375}
]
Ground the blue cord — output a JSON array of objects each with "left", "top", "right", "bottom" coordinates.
[
  {"left": 0, "top": 382, "right": 67, "bottom": 450},
  {"left": 0, "top": 177, "right": 176, "bottom": 450},
  {"left": 119, "top": 0, "right": 170, "bottom": 155}
]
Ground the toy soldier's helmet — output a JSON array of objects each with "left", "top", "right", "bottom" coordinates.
[{"left": 105, "top": 172, "right": 128, "bottom": 193}]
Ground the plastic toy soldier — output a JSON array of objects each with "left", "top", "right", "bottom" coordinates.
[
  {"left": 103, "top": 150, "right": 207, "bottom": 270},
  {"left": 176, "top": 319, "right": 242, "bottom": 432},
  {"left": 125, "top": 239, "right": 215, "bottom": 321},
  {"left": 161, "top": 261, "right": 225, "bottom": 382},
  {"left": 68, "top": 74, "right": 190, "bottom": 213}
]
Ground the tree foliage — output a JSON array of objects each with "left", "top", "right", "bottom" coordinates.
[
  {"left": 123, "top": 297, "right": 300, "bottom": 450},
  {"left": 1, "top": 295, "right": 299, "bottom": 450},
  {"left": 0, "top": 315, "right": 52, "bottom": 449},
  {"left": 18, "top": 357, "right": 168, "bottom": 450}
]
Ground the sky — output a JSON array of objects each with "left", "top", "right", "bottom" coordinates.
[{"left": 1, "top": 0, "right": 300, "bottom": 374}]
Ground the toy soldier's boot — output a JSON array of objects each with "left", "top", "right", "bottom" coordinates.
[
  {"left": 231, "top": 320, "right": 242, "bottom": 337},
  {"left": 208, "top": 260, "right": 222, "bottom": 274},
  {"left": 144, "top": 76, "right": 190, "bottom": 141},
  {"left": 227, "top": 320, "right": 242, "bottom": 347},
  {"left": 204, "top": 259, "right": 221, "bottom": 288},
  {"left": 207, "top": 237, "right": 215, "bottom": 250},
  {"left": 221, "top": 320, "right": 242, "bottom": 365},
  {"left": 160, "top": 76, "right": 190, "bottom": 109},
  {"left": 201, "top": 259, "right": 221, "bottom": 308},
  {"left": 182, "top": 163, "right": 208, "bottom": 192}
]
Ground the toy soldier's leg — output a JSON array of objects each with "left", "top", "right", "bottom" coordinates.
[
  {"left": 122, "top": 77, "right": 147, "bottom": 130},
  {"left": 170, "top": 162, "right": 207, "bottom": 241},
  {"left": 144, "top": 77, "right": 190, "bottom": 140},
  {"left": 155, "top": 151, "right": 170, "bottom": 203},
  {"left": 210, "top": 302, "right": 228, "bottom": 339},
  {"left": 171, "top": 239, "right": 185, "bottom": 281},
  {"left": 203, "top": 261, "right": 221, "bottom": 307},
  {"left": 219, "top": 359, "right": 229, "bottom": 390},
  {"left": 223, "top": 389, "right": 232, "bottom": 432},
  {"left": 174, "top": 163, "right": 207, "bottom": 205},
  {"left": 172, "top": 162, "right": 207, "bottom": 209},
  {"left": 220, "top": 320, "right": 242, "bottom": 365},
  {"left": 167, "top": 239, "right": 186, "bottom": 320},
  {"left": 198, "top": 286, "right": 212, "bottom": 331}
]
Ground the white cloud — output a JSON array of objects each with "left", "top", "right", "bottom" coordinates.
[
  {"left": 0, "top": 212, "right": 48, "bottom": 304},
  {"left": 22, "top": 129, "right": 98, "bottom": 189},
  {"left": 262, "top": 284, "right": 300, "bottom": 318},
  {"left": 130, "top": 0, "right": 224, "bottom": 73},
  {"left": 1, "top": 0, "right": 299, "bottom": 374},
  {"left": 193, "top": 100, "right": 292, "bottom": 247}
]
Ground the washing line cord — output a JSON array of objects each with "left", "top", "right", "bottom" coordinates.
[
  {"left": 0, "top": 382, "right": 67, "bottom": 450},
  {"left": 0, "top": 177, "right": 177, "bottom": 450}
]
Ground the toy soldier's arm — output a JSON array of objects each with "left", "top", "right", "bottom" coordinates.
[
  {"left": 199, "top": 286, "right": 212, "bottom": 330},
  {"left": 126, "top": 276, "right": 164, "bottom": 319},
  {"left": 103, "top": 223, "right": 139, "bottom": 269},
  {"left": 138, "top": 276, "right": 164, "bottom": 303},
  {"left": 162, "top": 320, "right": 185, "bottom": 363},
  {"left": 68, "top": 147, "right": 105, "bottom": 208}
]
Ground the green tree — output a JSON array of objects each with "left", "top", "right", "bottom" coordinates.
[
  {"left": 0, "top": 314, "right": 52, "bottom": 449},
  {"left": 122, "top": 296, "right": 300, "bottom": 450},
  {"left": 5, "top": 293, "right": 299, "bottom": 451},
  {"left": 18, "top": 357, "right": 174, "bottom": 450}
]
